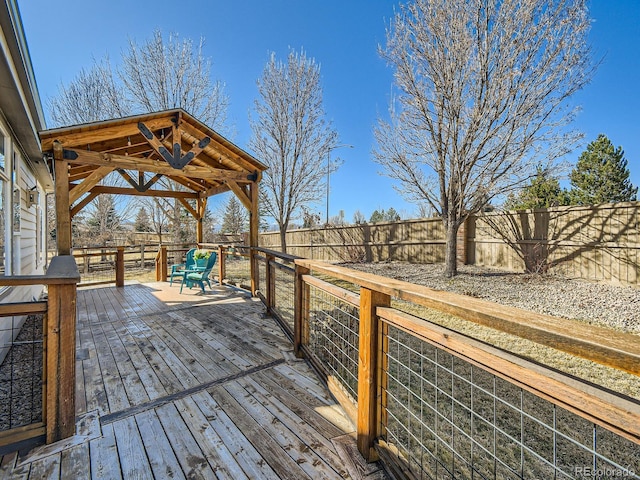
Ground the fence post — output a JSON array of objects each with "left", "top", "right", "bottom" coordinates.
[
  {"left": 83, "top": 247, "right": 89, "bottom": 274},
  {"left": 357, "top": 287, "right": 390, "bottom": 461},
  {"left": 116, "top": 246, "right": 125, "bottom": 287},
  {"left": 265, "top": 253, "right": 275, "bottom": 314},
  {"left": 46, "top": 282, "right": 77, "bottom": 443},
  {"left": 218, "top": 246, "right": 226, "bottom": 284},
  {"left": 294, "top": 263, "right": 310, "bottom": 358},
  {"left": 140, "top": 244, "right": 145, "bottom": 268},
  {"left": 457, "top": 218, "right": 468, "bottom": 265}
]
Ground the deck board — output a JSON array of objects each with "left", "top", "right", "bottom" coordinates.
[{"left": 3, "top": 282, "right": 371, "bottom": 479}]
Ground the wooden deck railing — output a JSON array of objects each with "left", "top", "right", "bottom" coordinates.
[
  {"left": 74, "top": 244, "right": 168, "bottom": 286},
  {"left": 250, "top": 247, "right": 640, "bottom": 479},
  {"left": 0, "top": 256, "right": 80, "bottom": 448}
]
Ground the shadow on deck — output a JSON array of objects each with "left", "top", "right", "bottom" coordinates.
[{"left": 1, "top": 282, "right": 386, "bottom": 479}]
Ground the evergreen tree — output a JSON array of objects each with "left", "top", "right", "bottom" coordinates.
[
  {"left": 134, "top": 207, "right": 152, "bottom": 232},
  {"left": 369, "top": 209, "right": 385, "bottom": 223},
  {"left": 569, "top": 135, "right": 637, "bottom": 205},
  {"left": 370, "top": 208, "right": 401, "bottom": 223},
  {"left": 220, "top": 196, "right": 247, "bottom": 234},
  {"left": 505, "top": 167, "right": 569, "bottom": 210},
  {"left": 385, "top": 207, "right": 401, "bottom": 222}
]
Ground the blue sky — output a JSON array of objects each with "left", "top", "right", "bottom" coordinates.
[{"left": 19, "top": 0, "right": 640, "bottom": 223}]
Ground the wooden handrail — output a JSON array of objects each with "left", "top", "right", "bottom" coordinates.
[{"left": 0, "top": 256, "right": 80, "bottom": 286}]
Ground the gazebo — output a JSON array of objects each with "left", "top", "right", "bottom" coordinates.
[{"left": 39, "top": 108, "right": 266, "bottom": 286}]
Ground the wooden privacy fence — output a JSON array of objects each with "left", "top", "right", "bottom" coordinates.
[
  {"left": 259, "top": 201, "right": 640, "bottom": 285},
  {"left": 251, "top": 247, "right": 640, "bottom": 479},
  {"left": 0, "top": 256, "right": 80, "bottom": 450}
]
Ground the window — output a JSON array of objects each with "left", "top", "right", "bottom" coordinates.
[
  {"left": 0, "top": 179, "right": 4, "bottom": 275},
  {"left": 0, "top": 131, "right": 4, "bottom": 171},
  {"left": 0, "top": 132, "right": 6, "bottom": 275}
]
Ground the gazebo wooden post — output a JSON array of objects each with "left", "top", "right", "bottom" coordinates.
[
  {"left": 196, "top": 197, "right": 207, "bottom": 244},
  {"left": 53, "top": 141, "right": 72, "bottom": 255},
  {"left": 249, "top": 181, "right": 259, "bottom": 296}
]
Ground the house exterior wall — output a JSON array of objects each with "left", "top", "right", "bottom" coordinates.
[{"left": 0, "top": 0, "right": 51, "bottom": 362}]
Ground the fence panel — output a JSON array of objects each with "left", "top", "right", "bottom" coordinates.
[{"left": 260, "top": 202, "right": 640, "bottom": 286}]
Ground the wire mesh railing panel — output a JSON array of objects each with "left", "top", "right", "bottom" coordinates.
[
  {"left": 307, "top": 285, "right": 360, "bottom": 401},
  {"left": 381, "top": 324, "right": 640, "bottom": 480},
  {"left": 0, "top": 314, "right": 43, "bottom": 432},
  {"left": 273, "top": 264, "right": 295, "bottom": 332},
  {"left": 224, "top": 252, "right": 251, "bottom": 289},
  {"left": 75, "top": 252, "right": 117, "bottom": 285},
  {"left": 257, "top": 256, "right": 267, "bottom": 298}
]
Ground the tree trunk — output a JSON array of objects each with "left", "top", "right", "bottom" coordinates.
[
  {"left": 279, "top": 228, "right": 287, "bottom": 254},
  {"left": 444, "top": 220, "right": 458, "bottom": 277}
]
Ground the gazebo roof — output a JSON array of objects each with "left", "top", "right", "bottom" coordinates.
[{"left": 39, "top": 108, "right": 266, "bottom": 202}]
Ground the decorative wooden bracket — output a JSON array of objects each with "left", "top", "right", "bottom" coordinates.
[
  {"left": 117, "top": 169, "right": 163, "bottom": 192},
  {"left": 227, "top": 180, "right": 252, "bottom": 210},
  {"left": 138, "top": 122, "right": 210, "bottom": 169}
]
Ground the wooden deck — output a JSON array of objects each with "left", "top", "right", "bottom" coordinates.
[{"left": 0, "top": 282, "right": 386, "bottom": 479}]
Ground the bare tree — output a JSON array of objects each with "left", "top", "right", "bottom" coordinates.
[
  {"left": 374, "top": 0, "right": 595, "bottom": 276},
  {"left": 120, "top": 30, "right": 229, "bottom": 131},
  {"left": 48, "top": 30, "right": 230, "bottom": 247},
  {"left": 48, "top": 57, "right": 130, "bottom": 126},
  {"left": 250, "top": 49, "right": 338, "bottom": 252},
  {"left": 141, "top": 198, "right": 169, "bottom": 244},
  {"left": 353, "top": 210, "right": 366, "bottom": 225}
]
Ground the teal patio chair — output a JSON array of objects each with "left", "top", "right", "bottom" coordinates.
[
  {"left": 180, "top": 251, "right": 218, "bottom": 293},
  {"left": 169, "top": 248, "right": 196, "bottom": 286}
]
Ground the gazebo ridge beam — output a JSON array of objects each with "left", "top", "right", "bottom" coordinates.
[{"left": 63, "top": 148, "right": 254, "bottom": 183}]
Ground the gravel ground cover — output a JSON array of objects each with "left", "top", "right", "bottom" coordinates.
[
  {"left": 339, "top": 262, "right": 640, "bottom": 400},
  {"left": 342, "top": 262, "right": 640, "bottom": 334},
  {"left": 0, "top": 314, "right": 43, "bottom": 432}
]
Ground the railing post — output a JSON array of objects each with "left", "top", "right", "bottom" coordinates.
[
  {"left": 218, "top": 246, "right": 226, "bottom": 284},
  {"left": 116, "top": 246, "right": 125, "bottom": 287},
  {"left": 156, "top": 246, "right": 168, "bottom": 282},
  {"left": 46, "top": 281, "right": 77, "bottom": 443},
  {"left": 265, "top": 253, "right": 275, "bottom": 314},
  {"left": 140, "top": 244, "right": 145, "bottom": 268},
  {"left": 357, "top": 287, "right": 390, "bottom": 461},
  {"left": 250, "top": 247, "right": 260, "bottom": 296},
  {"left": 294, "top": 263, "right": 310, "bottom": 358}
]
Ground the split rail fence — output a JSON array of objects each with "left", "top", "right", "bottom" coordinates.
[{"left": 252, "top": 246, "right": 640, "bottom": 479}]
